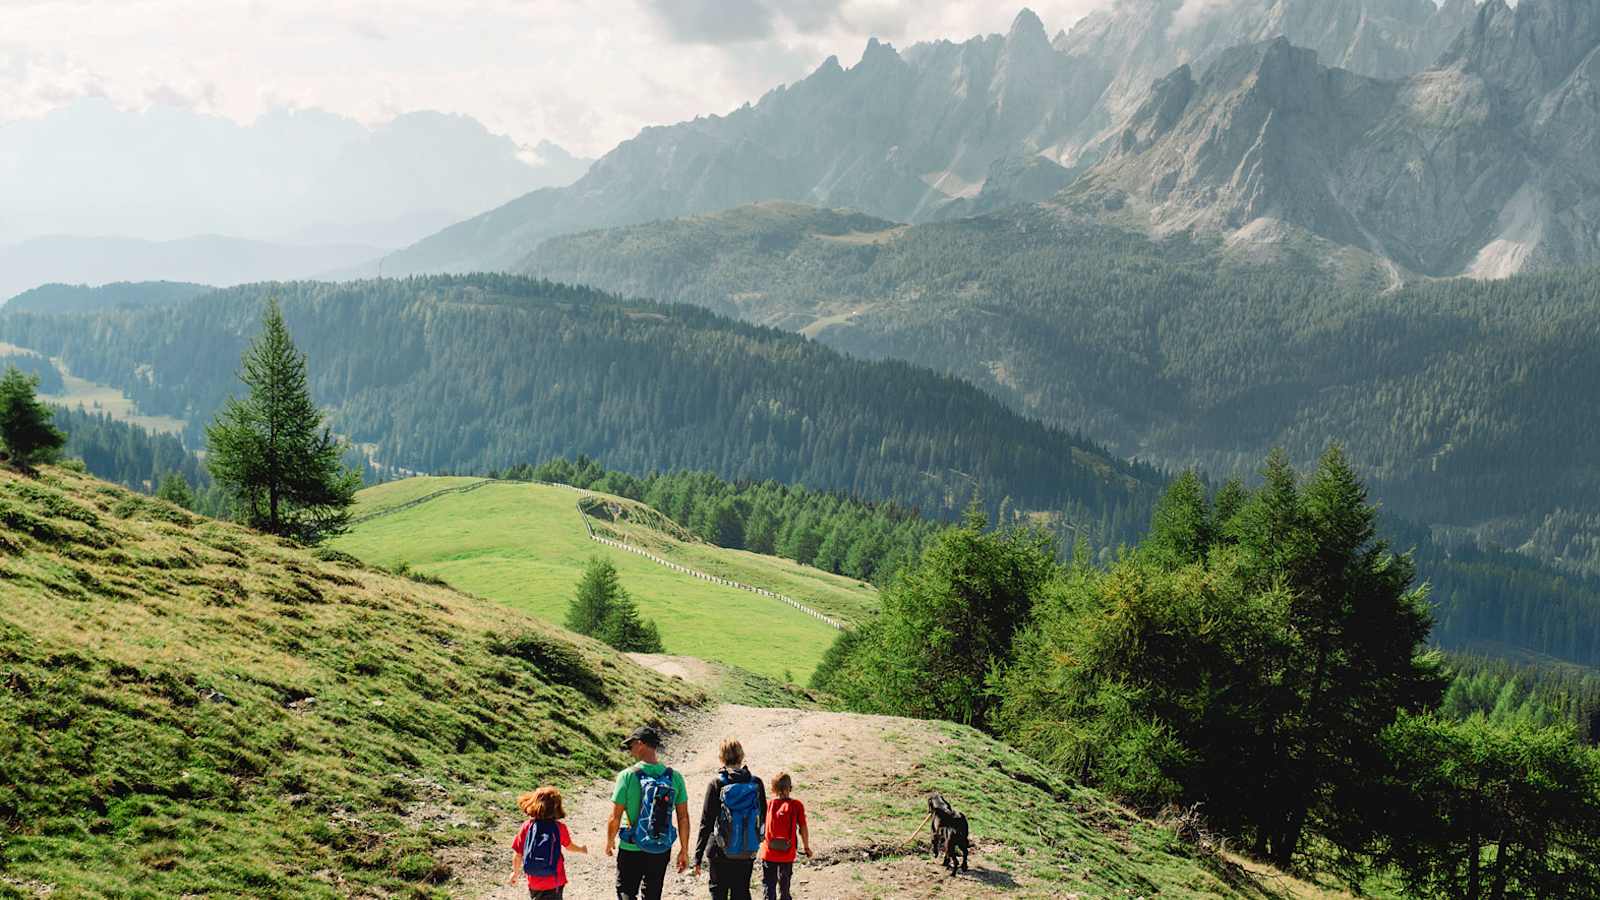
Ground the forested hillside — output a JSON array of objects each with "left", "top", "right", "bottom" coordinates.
[
  {"left": 0, "top": 346, "right": 64, "bottom": 393},
  {"left": 2, "top": 281, "right": 210, "bottom": 315},
  {"left": 0, "top": 275, "right": 1163, "bottom": 545},
  {"left": 524, "top": 202, "right": 1600, "bottom": 576},
  {"left": 11, "top": 273, "right": 1600, "bottom": 666},
  {"left": 51, "top": 406, "right": 209, "bottom": 496},
  {"left": 815, "top": 451, "right": 1600, "bottom": 894},
  {"left": 511, "top": 456, "right": 943, "bottom": 587}
]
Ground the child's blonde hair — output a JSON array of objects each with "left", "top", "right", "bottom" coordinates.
[
  {"left": 770, "top": 772, "right": 793, "bottom": 797},
  {"left": 518, "top": 786, "right": 566, "bottom": 820}
]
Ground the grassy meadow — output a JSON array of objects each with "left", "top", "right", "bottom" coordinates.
[
  {"left": 335, "top": 479, "right": 853, "bottom": 682},
  {"left": 590, "top": 498, "right": 879, "bottom": 626},
  {"left": 0, "top": 465, "right": 701, "bottom": 898}
]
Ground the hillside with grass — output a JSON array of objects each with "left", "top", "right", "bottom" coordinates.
[
  {"left": 335, "top": 478, "right": 866, "bottom": 682},
  {"left": 0, "top": 465, "right": 701, "bottom": 897},
  {"left": 0, "top": 467, "right": 1329, "bottom": 899}
]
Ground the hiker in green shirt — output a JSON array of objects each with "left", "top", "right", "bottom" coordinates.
[{"left": 606, "top": 725, "right": 692, "bottom": 900}]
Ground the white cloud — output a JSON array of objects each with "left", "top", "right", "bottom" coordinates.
[{"left": 0, "top": 1, "right": 1111, "bottom": 157}]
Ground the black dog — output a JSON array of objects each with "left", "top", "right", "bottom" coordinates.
[{"left": 927, "top": 793, "right": 970, "bottom": 873}]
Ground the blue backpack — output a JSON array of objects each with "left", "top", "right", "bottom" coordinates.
[
  {"left": 714, "top": 771, "right": 762, "bottom": 859},
  {"left": 522, "top": 820, "right": 562, "bottom": 878},
  {"left": 624, "top": 766, "right": 678, "bottom": 854}
]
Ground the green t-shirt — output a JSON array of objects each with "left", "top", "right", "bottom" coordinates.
[{"left": 612, "top": 762, "right": 690, "bottom": 852}]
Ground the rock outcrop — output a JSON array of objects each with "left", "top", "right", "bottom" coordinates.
[{"left": 1068, "top": 0, "right": 1600, "bottom": 278}]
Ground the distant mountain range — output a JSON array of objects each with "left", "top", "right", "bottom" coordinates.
[
  {"left": 0, "top": 100, "right": 591, "bottom": 251},
  {"left": 382, "top": 0, "right": 1484, "bottom": 275},
  {"left": 0, "top": 236, "right": 377, "bottom": 304}
]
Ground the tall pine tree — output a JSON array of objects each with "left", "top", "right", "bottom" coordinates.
[{"left": 205, "top": 300, "right": 358, "bottom": 543}]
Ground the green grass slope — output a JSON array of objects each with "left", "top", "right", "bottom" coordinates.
[
  {"left": 350, "top": 476, "right": 489, "bottom": 519},
  {"left": 0, "top": 466, "right": 700, "bottom": 898},
  {"left": 334, "top": 479, "right": 845, "bottom": 682},
  {"left": 579, "top": 490, "right": 879, "bottom": 626}
]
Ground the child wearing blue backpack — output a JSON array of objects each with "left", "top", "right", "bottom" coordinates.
[
  {"left": 691, "top": 738, "right": 766, "bottom": 900},
  {"left": 511, "top": 786, "right": 587, "bottom": 899}
]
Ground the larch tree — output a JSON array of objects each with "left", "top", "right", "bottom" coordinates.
[{"left": 205, "top": 300, "right": 359, "bottom": 544}]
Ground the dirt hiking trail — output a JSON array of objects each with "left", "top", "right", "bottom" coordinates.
[
  {"left": 450, "top": 655, "right": 1344, "bottom": 900},
  {"left": 459, "top": 655, "right": 1018, "bottom": 899}
]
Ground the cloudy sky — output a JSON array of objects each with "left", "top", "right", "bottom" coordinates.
[{"left": 0, "top": 0, "right": 1110, "bottom": 158}]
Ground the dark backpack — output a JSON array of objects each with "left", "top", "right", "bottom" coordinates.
[
  {"left": 521, "top": 820, "right": 562, "bottom": 878},
  {"left": 628, "top": 766, "right": 678, "bottom": 854},
  {"left": 713, "top": 771, "right": 762, "bottom": 859}
]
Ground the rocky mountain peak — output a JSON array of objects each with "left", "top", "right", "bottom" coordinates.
[
  {"left": 1445, "top": 0, "right": 1600, "bottom": 96},
  {"left": 858, "top": 36, "right": 903, "bottom": 70},
  {"left": 1007, "top": 8, "right": 1049, "bottom": 45},
  {"left": 382, "top": 3, "right": 1501, "bottom": 276}
]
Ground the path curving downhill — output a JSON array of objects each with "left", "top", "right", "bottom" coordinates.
[{"left": 457, "top": 656, "right": 1014, "bottom": 900}]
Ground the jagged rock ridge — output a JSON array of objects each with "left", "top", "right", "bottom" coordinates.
[
  {"left": 1068, "top": 0, "right": 1600, "bottom": 278},
  {"left": 384, "top": 1, "right": 1477, "bottom": 274}
]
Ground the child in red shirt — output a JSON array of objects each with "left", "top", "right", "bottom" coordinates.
[
  {"left": 511, "top": 786, "right": 588, "bottom": 899},
  {"left": 760, "top": 773, "right": 812, "bottom": 900}
]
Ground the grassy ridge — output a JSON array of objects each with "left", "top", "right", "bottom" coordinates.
[
  {"left": 350, "top": 476, "right": 489, "bottom": 518},
  {"left": 334, "top": 480, "right": 846, "bottom": 682},
  {"left": 0, "top": 466, "right": 700, "bottom": 898},
  {"left": 583, "top": 491, "right": 880, "bottom": 626}
]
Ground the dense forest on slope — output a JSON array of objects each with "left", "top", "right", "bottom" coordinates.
[
  {"left": 51, "top": 406, "right": 209, "bottom": 495},
  {"left": 0, "top": 275, "right": 1163, "bottom": 545},
  {"left": 1441, "top": 655, "right": 1600, "bottom": 745},
  {"left": 0, "top": 348, "right": 64, "bottom": 393},
  {"left": 524, "top": 203, "right": 1600, "bottom": 575},
  {"left": 814, "top": 454, "right": 1600, "bottom": 893},
  {"left": 2, "top": 281, "right": 211, "bottom": 314},
  {"left": 11, "top": 276, "right": 1600, "bottom": 664}
]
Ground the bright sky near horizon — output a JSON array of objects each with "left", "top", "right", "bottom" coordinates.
[{"left": 0, "top": 1, "right": 1110, "bottom": 157}]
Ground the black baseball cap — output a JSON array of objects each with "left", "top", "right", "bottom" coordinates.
[{"left": 621, "top": 725, "right": 663, "bottom": 750}]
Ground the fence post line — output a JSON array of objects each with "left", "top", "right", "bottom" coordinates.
[{"left": 573, "top": 496, "right": 844, "bottom": 631}]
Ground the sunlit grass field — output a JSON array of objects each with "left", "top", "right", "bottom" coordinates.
[
  {"left": 335, "top": 479, "right": 852, "bottom": 681},
  {"left": 0, "top": 466, "right": 696, "bottom": 897}
]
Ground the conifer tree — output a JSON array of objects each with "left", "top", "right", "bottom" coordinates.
[
  {"left": 1142, "top": 470, "right": 1213, "bottom": 568},
  {"left": 156, "top": 471, "right": 195, "bottom": 510},
  {"left": 600, "top": 593, "right": 665, "bottom": 653},
  {"left": 0, "top": 366, "right": 66, "bottom": 471},
  {"left": 567, "top": 556, "right": 623, "bottom": 636},
  {"left": 205, "top": 300, "right": 358, "bottom": 543}
]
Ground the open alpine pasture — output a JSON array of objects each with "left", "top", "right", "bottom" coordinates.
[
  {"left": 0, "top": 465, "right": 702, "bottom": 897},
  {"left": 334, "top": 478, "right": 857, "bottom": 682}
]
